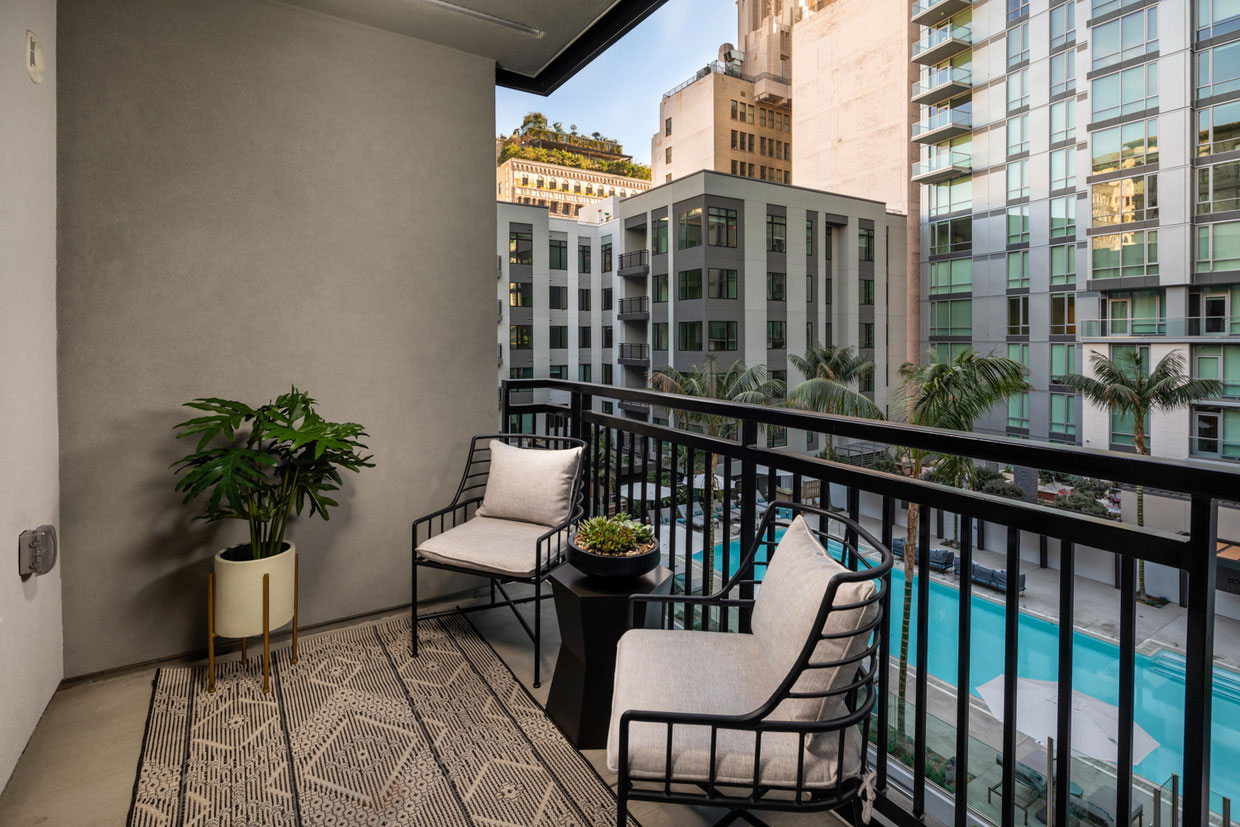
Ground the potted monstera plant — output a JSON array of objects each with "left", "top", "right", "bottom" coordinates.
[
  {"left": 172, "top": 388, "right": 373, "bottom": 641},
  {"left": 568, "top": 513, "right": 660, "bottom": 580}
]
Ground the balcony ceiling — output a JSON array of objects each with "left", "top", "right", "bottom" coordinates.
[{"left": 276, "top": 0, "right": 665, "bottom": 93}]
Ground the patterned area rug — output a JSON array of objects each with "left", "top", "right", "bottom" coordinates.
[{"left": 128, "top": 612, "right": 636, "bottom": 826}]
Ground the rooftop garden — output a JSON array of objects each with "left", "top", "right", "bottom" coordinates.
[{"left": 498, "top": 113, "right": 652, "bottom": 181}]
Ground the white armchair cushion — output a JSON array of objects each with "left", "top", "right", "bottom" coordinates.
[
  {"left": 416, "top": 516, "right": 555, "bottom": 577},
  {"left": 476, "top": 439, "right": 583, "bottom": 528}
]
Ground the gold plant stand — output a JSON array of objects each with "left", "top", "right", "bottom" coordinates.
[{"left": 206, "top": 556, "right": 298, "bottom": 693}]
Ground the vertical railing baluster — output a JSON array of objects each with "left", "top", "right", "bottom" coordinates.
[
  {"left": 704, "top": 452, "right": 714, "bottom": 630},
  {"left": 914, "top": 508, "right": 931, "bottom": 817},
  {"left": 738, "top": 421, "right": 758, "bottom": 633},
  {"left": 668, "top": 442, "right": 678, "bottom": 585},
  {"left": 723, "top": 462, "right": 734, "bottom": 631},
  {"left": 1055, "top": 540, "right": 1076, "bottom": 827},
  {"left": 626, "top": 429, "right": 636, "bottom": 514},
  {"left": 1182, "top": 495, "right": 1217, "bottom": 827},
  {"left": 685, "top": 445, "right": 696, "bottom": 629},
  {"left": 1117, "top": 554, "right": 1136, "bottom": 827},
  {"left": 640, "top": 437, "right": 650, "bottom": 524},
  {"left": 877, "top": 495, "right": 894, "bottom": 792},
  {"left": 588, "top": 422, "right": 599, "bottom": 517},
  {"left": 846, "top": 486, "right": 860, "bottom": 569},
  {"left": 1001, "top": 525, "right": 1021, "bottom": 827},
  {"left": 954, "top": 516, "right": 973, "bottom": 827}
]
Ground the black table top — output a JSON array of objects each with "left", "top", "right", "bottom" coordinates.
[{"left": 550, "top": 563, "right": 673, "bottom": 598}]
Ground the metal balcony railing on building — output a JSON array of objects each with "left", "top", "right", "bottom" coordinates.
[
  {"left": 912, "top": 25, "right": 972, "bottom": 65},
  {"left": 912, "top": 151, "right": 973, "bottom": 184},
  {"left": 617, "top": 296, "right": 650, "bottom": 320},
  {"left": 499, "top": 378, "right": 1231, "bottom": 827},
  {"left": 912, "top": 108, "right": 973, "bottom": 144},
  {"left": 617, "top": 343, "right": 649, "bottom": 365},
  {"left": 911, "top": 66, "right": 973, "bottom": 106},
  {"left": 618, "top": 249, "right": 650, "bottom": 278},
  {"left": 1079, "top": 316, "right": 1240, "bottom": 338},
  {"left": 911, "top": 0, "right": 973, "bottom": 27},
  {"left": 662, "top": 61, "right": 754, "bottom": 99}
]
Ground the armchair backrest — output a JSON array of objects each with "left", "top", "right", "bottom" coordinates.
[{"left": 454, "top": 433, "right": 586, "bottom": 527}]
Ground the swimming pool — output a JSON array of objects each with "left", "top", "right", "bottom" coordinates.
[{"left": 692, "top": 534, "right": 1240, "bottom": 811}]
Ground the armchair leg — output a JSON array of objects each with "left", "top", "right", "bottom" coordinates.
[
  {"left": 615, "top": 788, "right": 627, "bottom": 827},
  {"left": 411, "top": 555, "right": 419, "bottom": 658},
  {"left": 533, "top": 577, "right": 542, "bottom": 688}
]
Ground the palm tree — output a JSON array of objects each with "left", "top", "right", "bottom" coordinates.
[
  {"left": 1059, "top": 349, "right": 1220, "bottom": 600},
  {"left": 892, "top": 349, "right": 1031, "bottom": 733},
  {"left": 787, "top": 344, "right": 882, "bottom": 456},
  {"left": 649, "top": 356, "right": 784, "bottom": 597}
]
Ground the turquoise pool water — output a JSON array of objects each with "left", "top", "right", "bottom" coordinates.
[{"left": 692, "top": 534, "right": 1240, "bottom": 811}]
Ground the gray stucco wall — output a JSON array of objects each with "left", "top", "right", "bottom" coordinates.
[{"left": 57, "top": 0, "right": 497, "bottom": 676}]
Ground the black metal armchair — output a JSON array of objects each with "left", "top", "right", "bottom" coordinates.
[
  {"left": 411, "top": 433, "right": 585, "bottom": 687},
  {"left": 609, "top": 501, "right": 892, "bottom": 826}
]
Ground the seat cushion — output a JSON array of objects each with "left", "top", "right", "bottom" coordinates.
[
  {"left": 750, "top": 516, "right": 879, "bottom": 722},
  {"left": 606, "top": 628, "right": 864, "bottom": 788},
  {"left": 476, "top": 439, "right": 582, "bottom": 528},
  {"left": 416, "top": 516, "right": 554, "bottom": 577}
]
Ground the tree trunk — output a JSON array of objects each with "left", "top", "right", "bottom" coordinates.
[
  {"left": 1134, "top": 419, "right": 1148, "bottom": 600},
  {"left": 897, "top": 499, "right": 918, "bottom": 735}
]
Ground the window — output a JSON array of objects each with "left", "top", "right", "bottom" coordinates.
[
  {"left": 1197, "top": 160, "right": 1240, "bottom": 214},
  {"left": 805, "top": 219, "right": 815, "bottom": 255},
  {"left": 1194, "top": 344, "right": 1240, "bottom": 397},
  {"left": 602, "top": 326, "right": 613, "bottom": 349},
  {"left": 547, "top": 239, "right": 567, "bottom": 270},
  {"left": 678, "top": 321, "right": 702, "bottom": 351},
  {"left": 859, "top": 226, "right": 876, "bottom": 261},
  {"left": 931, "top": 258, "right": 972, "bottom": 294},
  {"left": 549, "top": 364, "right": 567, "bottom": 380},
  {"left": 665, "top": 147, "right": 672, "bottom": 164},
  {"left": 678, "top": 208, "right": 702, "bottom": 249},
  {"left": 1051, "top": 147, "right": 1076, "bottom": 191},
  {"left": 1198, "top": 40, "right": 1240, "bottom": 99},
  {"left": 601, "top": 242, "right": 613, "bottom": 272},
  {"left": 708, "top": 321, "right": 737, "bottom": 351},
  {"left": 767, "top": 426, "right": 788, "bottom": 448},
  {"left": 767, "top": 272, "right": 787, "bottom": 301},
  {"left": 1007, "top": 251, "right": 1030, "bottom": 288},
  {"left": 549, "top": 325, "right": 568, "bottom": 348},
  {"left": 509, "top": 281, "right": 532, "bottom": 307},
  {"left": 652, "top": 273, "right": 668, "bottom": 302},
  {"left": 1007, "top": 69, "right": 1030, "bottom": 111},
  {"left": 1007, "top": 160, "right": 1030, "bottom": 199},
  {"left": 1092, "top": 174, "right": 1158, "bottom": 225},
  {"left": 1092, "top": 119, "right": 1158, "bottom": 173},
  {"left": 579, "top": 288, "right": 591, "bottom": 311},
  {"left": 1199, "top": 0, "right": 1240, "bottom": 40},
  {"left": 579, "top": 326, "right": 591, "bottom": 348},
  {"left": 1051, "top": 293, "right": 1076, "bottom": 335},
  {"left": 509, "top": 367, "right": 533, "bottom": 379},
  {"left": 707, "top": 207, "right": 738, "bottom": 247},
  {"left": 508, "top": 230, "right": 532, "bottom": 264},
  {"left": 1007, "top": 206, "right": 1030, "bottom": 244},
  {"left": 1051, "top": 100, "right": 1076, "bottom": 144},
  {"left": 1092, "top": 7, "right": 1158, "bottom": 71},
  {"left": 1050, "top": 196, "right": 1076, "bottom": 238},
  {"left": 1008, "top": 295, "right": 1030, "bottom": 336},
  {"left": 767, "top": 320, "right": 786, "bottom": 349},
  {"left": 652, "top": 216, "right": 669, "bottom": 254},
  {"left": 578, "top": 242, "right": 591, "bottom": 272},
  {"left": 509, "top": 324, "right": 532, "bottom": 349},
  {"left": 652, "top": 323, "right": 668, "bottom": 351},
  {"left": 1007, "top": 23, "right": 1029, "bottom": 66},
  {"left": 731, "top": 130, "right": 739, "bottom": 150},
  {"left": 928, "top": 175, "right": 972, "bottom": 216},
  {"left": 930, "top": 299, "right": 972, "bottom": 336},
  {"left": 1007, "top": 115, "right": 1030, "bottom": 154},
  {"left": 767, "top": 215, "right": 787, "bottom": 252},
  {"left": 708, "top": 268, "right": 738, "bottom": 299},
  {"left": 677, "top": 269, "right": 702, "bottom": 300},
  {"left": 1051, "top": 50, "right": 1076, "bottom": 97},
  {"left": 1092, "top": 63, "right": 1157, "bottom": 121},
  {"left": 860, "top": 322, "right": 876, "bottom": 349},
  {"left": 731, "top": 100, "right": 738, "bottom": 119},
  {"left": 860, "top": 279, "right": 875, "bottom": 305},
  {"left": 1051, "top": 244, "right": 1076, "bottom": 285},
  {"left": 1051, "top": 343, "right": 1076, "bottom": 380},
  {"left": 549, "top": 286, "right": 567, "bottom": 309},
  {"left": 1051, "top": 393, "right": 1077, "bottom": 437},
  {"left": 1008, "top": 392, "right": 1030, "bottom": 429},
  {"left": 579, "top": 364, "right": 592, "bottom": 382},
  {"left": 931, "top": 216, "right": 972, "bottom": 254},
  {"left": 602, "top": 364, "right": 613, "bottom": 385},
  {"left": 1051, "top": 1, "right": 1076, "bottom": 49},
  {"left": 1197, "top": 220, "right": 1240, "bottom": 272},
  {"left": 665, "top": 117, "right": 672, "bottom": 136},
  {"left": 824, "top": 226, "right": 833, "bottom": 259},
  {"left": 1092, "top": 230, "right": 1158, "bottom": 278},
  {"left": 1008, "top": 343, "right": 1030, "bottom": 368}
]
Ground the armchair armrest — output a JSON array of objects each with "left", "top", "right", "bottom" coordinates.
[
  {"left": 627, "top": 592, "right": 754, "bottom": 630},
  {"left": 412, "top": 496, "right": 484, "bottom": 547}
]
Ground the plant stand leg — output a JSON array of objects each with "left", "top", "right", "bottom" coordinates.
[
  {"left": 291, "top": 553, "right": 298, "bottom": 664},
  {"left": 207, "top": 573, "right": 216, "bottom": 693},
  {"left": 263, "top": 573, "right": 270, "bottom": 695}
]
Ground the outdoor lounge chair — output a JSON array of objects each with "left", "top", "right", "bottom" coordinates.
[
  {"left": 954, "top": 560, "right": 1026, "bottom": 593},
  {"left": 890, "top": 537, "right": 956, "bottom": 572},
  {"left": 609, "top": 501, "right": 892, "bottom": 826},
  {"left": 677, "top": 501, "right": 708, "bottom": 528},
  {"left": 411, "top": 434, "right": 584, "bottom": 687}
]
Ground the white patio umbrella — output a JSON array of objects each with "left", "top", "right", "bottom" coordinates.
[
  {"left": 688, "top": 472, "right": 726, "bottom": 489},
  {"left": 977, "top": 676, "right": 1159, "bottom": 765},
  {"left": 618, "top": 482, "right": 673, "bottom": 501}
]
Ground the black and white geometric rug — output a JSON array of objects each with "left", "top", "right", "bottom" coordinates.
[{"left": 128, "top": 612, "right": 637, "bottom": 826}]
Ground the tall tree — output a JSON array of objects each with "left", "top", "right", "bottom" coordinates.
[
  {"left": 787, "top": 344, "right": 882, "bottom": 456},
  {"left": 1059, "top": 349, "right": 1220, "bottom": 599},
  {"left": 892, "top": 349, "right": 1031, "bottom": 733}
]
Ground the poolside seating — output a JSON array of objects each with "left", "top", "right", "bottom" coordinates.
[
  {"left": 676, "top": 502, "right": 707, "bottom": 528},
  {"left": 890, "top": 538, "right": 956, "bottom": 572},
  {"left": 954, "top": 560, "right": 1026, "bottom": 593},
  {"left": 988, "top": 750, "right": 1083, "bottom": 825}
]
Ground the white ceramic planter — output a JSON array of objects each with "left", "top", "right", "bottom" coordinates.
[{"left": 213, "top": 543, "right": 296, "bottom": 639}]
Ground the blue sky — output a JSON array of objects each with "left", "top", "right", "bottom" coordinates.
[{"left": 495, "top": 0, "right": 736, "bottom": 167}]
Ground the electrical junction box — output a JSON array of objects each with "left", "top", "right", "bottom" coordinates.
[{"left": 18, "top": 525, "right": 57, "bottom": 578}]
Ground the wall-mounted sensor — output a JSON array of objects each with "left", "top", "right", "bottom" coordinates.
[
  {"left": 26, "top": 30, "right": 45, "bottom": 84},
  {"left": 18, "top": 525, "right": 57, "bottom": 578}
]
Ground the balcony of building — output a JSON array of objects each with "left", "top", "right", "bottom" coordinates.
[
  {"left": 617, "top": 342, "right": 651, "bottom": 366},
  {"left": 912, "top": 108, "right": 973, "bottom": 143},
  {"left": 617, "top": 398, "right": 651, "bottom": 418},
  {"left": 754, "top": 72, "right": 791, "bottom": 106},
  {"left": 912, "top": 150, "right": 973, "bottom": 184},
  {"left": 912, "top": 25, "right": 973, "bottom": 65},
  {"left": 617, "top": 296, "right": 651, "bottom": 321},
  {"left": 911, "top": 0, "right": 973, "bottom": 27},
  {"left": 911, "top": 66, "right": 973, "bottom": 106},
  {"left": 618, "top": 249, "right": 651, "bottom": 278},
  {"left": 1079, "top": 316, "right": 1240, "bottom": 339}
]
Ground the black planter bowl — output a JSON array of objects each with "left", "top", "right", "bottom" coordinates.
[{"left": 567, "top": 540, "right": 661, "bottom": 580}]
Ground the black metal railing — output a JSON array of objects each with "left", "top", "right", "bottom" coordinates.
[
  {"left": 617, "top": 296, "right": 649, "bottom": 317},
  {"left": 617, "top": 343, "right": 649, "bottom": 363},
  {"left": 618, "top": 249, "right": 649, "bottom": 271},
  {"left": 499, "top": 379, "right": 1233, "bottom": 827}
]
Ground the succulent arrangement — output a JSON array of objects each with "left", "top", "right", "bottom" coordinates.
[{"left": 573, "top": 513, "right": 655, "bottom": 558}]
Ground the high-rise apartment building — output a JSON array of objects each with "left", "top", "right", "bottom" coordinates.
[
  {"left": 498, "top": 170, "right": 907, "bottom": 448},
  {"left": 910, "top": 0, "right": 1240, "bottom": 464},
  {"left": 651, "top": 1, "right": 795, "bottom": 185}
]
